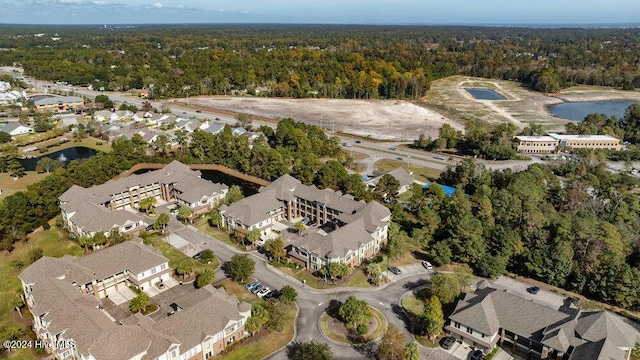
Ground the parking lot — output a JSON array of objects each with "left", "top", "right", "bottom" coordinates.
[{"left": 385, "top": 262, "right": 433, "bottom": 281}]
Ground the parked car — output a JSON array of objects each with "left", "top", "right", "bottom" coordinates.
[
  {"left": 469, "top": 350, "right": 483, "bottom": 360},
  {"left": 245, "top": 281, "right": 262, "bottom": 292},
  {"left": 343, "top": 142, "right": 352, "bottom": 147},
  {"left": 355, "top": 140, "right": 361, "bottom": 144},
  {"left": 389, "top": 146, "right": 397, "bottom": 150},
  {"left": 396, "top": 157, "right": 403, "bottom": 160},
  {"left": 442, "top": 336, "right": 456, "bottom": 350},
  {"left": 256, "top": 287, "right": 271, "bottom": 298},
  {"left": 192, "top": 252, "right": 203, "bottom": 260},
  {"left": 182, "top": 111, "right": 187, "bottom": 114},
  {"left": 422, "top": 261, "right": 433, "bottom": 270},
  {"left": 196, "top": 110, "right": 202, "bottom": 113},
  {"left": 527, "top": 286, "right": 541, "bottom": 295},
  {"left": 301, "top": 217, "right": 311, "bottom": 226},
  {"left": 434, "top": 156, "right": 445, "bottom": 160},
  {"left": 388, "top": 266, "right": 401, "bottom": 275}
]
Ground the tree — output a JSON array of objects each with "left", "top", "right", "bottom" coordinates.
[
  {"left": 339, "top": 296, "right": 372, "bottom": 329},
  {"left": 421, "top": 296, "right": 445, "bottom": 341},
  {"left": 375, "top": 174, "right": 401, "bottom": 200},
  {"left": 225, "top": 254, "right": 255, "bottom": 283},
  {"left": 196, "top": 267, "right": 215, "bottom": 288},
  {"left": 199, "top": 249, "right": 214, "bottom": 263},
  {"left": 33, "top": 113, "right": 53, "bottom": 132},
  {"left": 366, "top": 262, "right": 382, "bottom": 285},
  {"left": 129, "top": 291, "right": 149, "bottom": 313},
  {"left": 280, "top": 285, "right": 298, "bottom": 303},
  {"left": 35, "top": 157, "right": 63, "bottom": 174},
  {"left": 138, "top": 196, "right": 157, "bottom": 214},
  {"left": 225, "top": 185, "right": 244, "bottom": 204},
  {"left": 7, "top": 159, "right": 25, "bottom": 178},
  {"left": 430, "top": 273, "right": 463, "bottom": 304},
  {"left": 328, "top": 262, "right": 350, "bottom": 280},
  {"left": 153, "top": 213, "right": 170, "bottom": 233},
  {"left": 378, "top": 324, "right": 406, "bottom": 360},
  {"left": 0, "top": 131, "right": 11, "bottom": 143},
  {"left": 404, "top": 342, "right": 419, "bottom": 360},
  {"left": 8, "top": 293, "right": 23, "bottom": 318},
  {"left": 209, "top": 208, "right": 222, "bottom": 228},
  {"left": 264, "top": 298, "right": 289, "bottom": 332},
  {"left": 235, "top": 113, "right": 253, "bottom": 128},
  {"left": 287, "top": 340, "right": 333, "bottom": 360},
  {"left": 294, "top": 221, "right": 306, "bottom": 235},
  {"left": 246, "top": 305, "right": 270, "bottom": 336},
  {"left": 78, "top": 235, "right": 95, "bottom": 253},
  {"left": 153, "top": 134, "right": 170, "bottom": 154},
  {"left": 175, "top": 258, "right": 195, "bottom": 280},
  {"left": 177, "top": 206, "right": 192, "bottom": 222},
  {"left": 264, "top": 237, "right": 286, "bottom": 262},
  {"left": 246, "top": 228, "right": 261, "bottom": 247}
]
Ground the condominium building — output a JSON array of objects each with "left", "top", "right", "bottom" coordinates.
[
  {"left": 59, "top": 161, "right": 228, "bottom": 238},
  {"left": 34, "top": 96, "right": 85, "bottom": 113},
  {"left": 18, "top": 240, "right": 251, "bottom": 360},
  {"left": 218, "top": 174, "right": 391, "bottom": 269},
  {"left": 446, "top": 283, "right": 640, "bottom": 359}
]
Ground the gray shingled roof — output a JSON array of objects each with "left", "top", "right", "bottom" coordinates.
[
  {"left": 34, "top": 96, "right": 84, "bottom": 106},
  {"left": 156, "top": 286, "right": 250, "bottom": 351},
  {"left": 221, "top": 188, "right": 284, "bottom": 226},
  {"left": 293, "top": 218, "right": 373, "bottom": 259},
  {"left": 74, "top": 240, "right": 167, "bottom": 280}
]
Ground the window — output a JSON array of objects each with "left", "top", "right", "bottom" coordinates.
[
  {"left": 161, "top": 264, "right": 167, "bottom": 270},
  {"left": 151, "top": 267, "right": 156, "bottom": 274},
  {"left": 467, "top": 327, "right": 473, "bottom": 334},
  {"left": 454, "top": 322, "right": 461, "bottom": 329}
]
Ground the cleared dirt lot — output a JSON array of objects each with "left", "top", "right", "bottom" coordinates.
[
  {"left": 183, "top": 76, "right": 640, "bottom": 141},
  {"left": 183, "top": 97, "right": 461, "bottom": 141}
]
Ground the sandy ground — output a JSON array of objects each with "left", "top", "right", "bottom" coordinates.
[
  {"left": 183, "top": 76, "right": 640, "bottom": 141},
  {"left": 184, "top": 97, "right": 461, "bottom": 141}
]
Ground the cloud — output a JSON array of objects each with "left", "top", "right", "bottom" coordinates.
[{"left": 152, "top": 2, "right": 162, "bottom": 8}]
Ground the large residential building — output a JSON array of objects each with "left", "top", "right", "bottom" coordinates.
[
  {"left": 34, "top": 96, "right": 85, "bottom": 113},
  {"left": 19, "top": 240, "right": 251, "bottom": 360},
  {"left": 365, "top": 167, "right": 416, "bottom": 195},
  {"left": 514, "top": 133, "right": 622, "bottom": 153},
  {"left": 60, "top": 161, "right": 228, "bottom": 238},
  {"left": 218, "top": 174, "right": 391, "bottom": 269},
  {"left": 446, "top": 284, "right": 640, "bottom": 360}
]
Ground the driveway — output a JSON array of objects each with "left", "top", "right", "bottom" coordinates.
[{"left": 491, "top": 276, "right": 566, "bottom": 309}]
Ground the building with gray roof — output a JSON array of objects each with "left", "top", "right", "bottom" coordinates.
[
  {"left": 18, "top": 240, "right": 250, "bottom": 360},
  {"left": 446, "top": 286, "right": 640, "bottom": 359},
  {"left": 219, "top": 174, "right": 391, "bottom": 270},
  {"left": 365, "top": 167, "right": 416, "bottom": 195},
  {"left": 60, "top": 160, "right": 228, "bottom": 237},
  {"left": 34, "top": 96, "right": 85, "bottom": 113}
]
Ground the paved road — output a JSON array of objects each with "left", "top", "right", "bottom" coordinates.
[{"left": 173, "top": 224, "right": 444, "bottom": 359}]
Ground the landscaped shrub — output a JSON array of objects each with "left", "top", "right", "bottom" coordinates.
[{"left": 357, "top": 324, "right": 368, "bottom": 334}]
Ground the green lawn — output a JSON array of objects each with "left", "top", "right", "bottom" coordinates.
[
  {"left": 374, "top": 159, "right": 442, "bottom": 182},
  {"left": 402, "top": 296, "right": 424, "bottom": 317},
  {"left": 0, "top": 221, "right": 83, "bottom": 360},
  {"left": 196, "top": 221, "right": 246, "bottom": 251},
  {"left": 214, "top": 279, "right": 257, "bottom": 303},
  {"left": 142, "top": 234, "right": 219, "bottom": 274},
  {"left": 319, "top": 306, "right": 387, "bottom": 344},
  {"left": 277, "top": 266, "right": 372, "bottom": 289}
]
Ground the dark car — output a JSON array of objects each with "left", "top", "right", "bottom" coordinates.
[
  {"left": 355, "top": 140, "right": 361, "bottom": 144},
  {"left": 527, "top": 286, "right": 541, "bottom": 295},
  {"left": 196, "top": 110, "right": 202, "bottom": 113},
  {"left": 469, "top": 350, "right": 483, "bottom": 360},
  {"left": 192, "top": 252, "right": 203, "bottom": 260},
  {"left": 441, "top": 336, "right": 456, "bottom": 350},
  {"left": 388, "top": 266, "right": 401, "bottom": 275}
]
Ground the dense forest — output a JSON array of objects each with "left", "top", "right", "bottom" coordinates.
[{"left": 1, "top": 25, "right": 640, "bottom": 98}]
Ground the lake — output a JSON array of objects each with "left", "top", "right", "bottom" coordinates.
[
  {"left": 20, "top": 146, "right": 97, "bottom": 171},
  {"left": 464, "top": 87, "right": 506, "bottom": 100},
  {"left": 548, "top": 99, "right": 639, "bottom": 121},
  {"left": 133, "top": 167, "right": 260, "bottom": 196}
]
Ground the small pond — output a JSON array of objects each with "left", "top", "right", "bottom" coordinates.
[
  {"left": 20, "top": 147, "right": 97, "bottom": 171},
  {"left": 548, "top": 99, "right": 639, "bottom": 121},
  {"left": 464, "top": 87, "right": 506, "bottom": 100}
]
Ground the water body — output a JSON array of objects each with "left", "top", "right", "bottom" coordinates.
[
  {"left": 548, "top": 100, "right": 639, "bottom": 121},
  {"left": 133, "top": 167, "right": 260, "bottom": 196},
  {"left": 19, "top": 146, "right": 97, "bottom": 171},
  {"left": 464, "top": 87, "right": 506, "bottom": 100}
]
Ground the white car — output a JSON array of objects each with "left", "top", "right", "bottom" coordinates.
[
  {"left": 256, "top": 287, "right": 271, "bottom": 298},
  {"left": 422, "top": 261, "right": 433, "bottom": 270}
]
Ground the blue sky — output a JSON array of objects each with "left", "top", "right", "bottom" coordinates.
[{"left": 1, "top": 0, "right": 640, "bottom": 25}]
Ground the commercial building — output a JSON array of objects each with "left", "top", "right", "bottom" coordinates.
[
  {"left": 446, "top": 284, "right": 640, "bottom": 359},
  {"left": 60, "top": 161, "right": 228, "bottom": 238},
  {"left": 218, "top": 174, "right": 391, "bottom": 269},
  {"left": 19, "top": 240, "right": 250, "bottom": 360},
  {"left": 514, "top": 133, "right": 622, "bottom": 154},
  {"left": 34, "top": 96, "right": 85, "bottom": 113}
]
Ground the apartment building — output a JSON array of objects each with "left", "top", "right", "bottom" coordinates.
[
  {"left": 514, "top": 133, "right": 622, "bottom": 154},
  {"left": 446, "top": 284, "right": 640, "bottom": 360},
  {"left": 218, "top": 174, "right": 391, "bottom": 269},
  {"left": 59, "top": 161, "right": 228, "bottom": 238},
  {"left": 18, "top": 240, "right": 251, "bottom": 360}
]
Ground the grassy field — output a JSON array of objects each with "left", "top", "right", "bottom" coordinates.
[
  {"left": 215, "top": 279, "right": 258, "bottom": 303},
  {"left": 143, "top": 234, "right": 220, "bottom": 273},
  {"left": 196, "top": 221, "right": 246, "bottom": 251},
  {"left": 374, "top": 159, "right": 442, "bottom": 182},
  {"left": 19, "top": 136, "right": 111, "bottom": 156},
  {"left": 0, "top": 221, "right": 83, "bottom": 360},
  {"left": 277, "top": 266, "right": 372, "bottom": 289},
  {"left": 402, "top": 296, "right": 424, "bottom": 317},
  {"left": 0, "top": 171, "right": 49, "bottom": 200}
]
